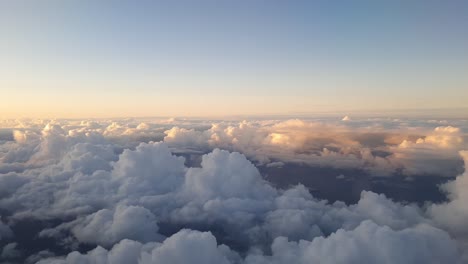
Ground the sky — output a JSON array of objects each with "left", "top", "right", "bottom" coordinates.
[{"left": 1, "top": 0, "right": 467, "bottom": 118}]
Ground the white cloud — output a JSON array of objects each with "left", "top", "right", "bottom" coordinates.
[
  {"left": 162, "top": 120, "right": 466, "bottom": 176},
  {"left": 0, "top": 118, "right": 467, "bottom": 263},
  {"left": 429, "top": 151, "right": 468, "bottom": 250},
  {"left": 112, "top": 142, "right": 186, "bottom": 197},
  {"left": 71, "top": 205, "right": 162, "bottom": 247},
  {"left": 37, "top": 230, "right": 239, "bottom": 264},
  {"left": 245, "top": 220, "right": 461, "bottom": 264},
  {"left": 388, "top": 126, "right": 464, "bottom": 176}
]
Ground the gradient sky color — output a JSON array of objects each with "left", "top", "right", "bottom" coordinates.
[{"left": 1, "top": 0, "right": 468, "bottom": 118}]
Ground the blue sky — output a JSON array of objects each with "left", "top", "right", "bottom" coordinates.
[{"left": 1, "top": 0, "right": 467, "bottom": 117}]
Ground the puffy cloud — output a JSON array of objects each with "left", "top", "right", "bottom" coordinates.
[
  {"left": 164, "top": 149, "right": 278, "bottom": 238},
  {"left": 164, "top": 127, "right": 210, "bottom": 149},
  {"left": 70, "top": 205, "right": 161, "bottom": 247},
  {"left": 12, "top": 130, "right": 39, "bottom": 144},
  {"left": 59, "top": 143, "right": 117, "bottom": 174},
  {"left": 113, "top": 142, "right": 186, "bottom": 197},
  {"left": 429, "top": 151, "right": 468, "bottom": 238},
  {"left": 0, "top": 173, "right": 27, "bottom": 199},
  {"left": 0, "top": 118, "right": 467, "bottom": 263},
  {"left": 247, "top": 185, "right": 426, "bottom": 249},
  {"left": 136, "top": 122, "right": 150, "bottom": 130},
  {"left": 37, "top": 230, "right": 239, "bottom": 264},
  {"left": 162, "top": 120, "right": 466, "bottom": 177},
  {"left": 0, "top": 129, "right": 118, "bottom": 220},
  {"left": 140, "top": 229, "right": 238, "bottom": 264},
  {"left": 36, "top": 220, "right": 464, "bottom": 264},
  {"left": 245, "top": 220, "right": 461, "bottom": 264},
  {"left": 183, "top": 149, "right": 276, "bottom": 201},
  {"left": 389, "top": 126, "right": 464, "bottom": 176},
  {"left": 5, "top": 118, "right": 465, "bottom": 178}
]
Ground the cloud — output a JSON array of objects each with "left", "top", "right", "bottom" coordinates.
[
  {"left": 1, "top": 242, "right": 21, "bottom": 260},
  {"left": 37, "top": 230, "right": 239, "bottom": 264},
  {"left": 70, "top": 205, "right": 162, "bottom": 247},
  {"left": 429, "top": 151, "right": 468, "bottom": 243},
  {"left": 162, "top": 120, "right": 466, "bottom": 177},
  {"left": 388, "top": 126, "right": 464, "bottom": 176},
  {"left": 0, "top": 219, "right": 13, "bottom": 240},
  {"left": 164, "top": 127, "right": 210, "bottom": 150},
  {"left": 4, "top": 118, "right": 465, "bottom": 178},
  {"left": 183, "top": 149, "right": 276, "bottom": 201},
  {"left": 141, "top": 229, "right": 239, "bottom": 264},
  {"left": 245, "top": 220, "right": 461, "bottom": 264},
  {"left": 0, "top": 173, "right": 27, "bottom": 199},
  {"left": 35, "top": 220, "right": 465, "bottom": 264},
  {"left": 113, "top": 142, "right": 186, "bottom": 197},
  {"left": 0, "top": 118, "right": 467, "bottom": 263}
]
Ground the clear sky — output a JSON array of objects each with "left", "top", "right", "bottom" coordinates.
[{"left": 1, "top": 0, "right": 467, "bottom": 118}]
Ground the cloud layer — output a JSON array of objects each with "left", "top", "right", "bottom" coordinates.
[{"left": 0, "top": 117, "right": 467, "bottom": 263}]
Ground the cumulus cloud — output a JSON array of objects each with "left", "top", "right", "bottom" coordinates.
[
  {"left": 37, "top": 230, "right": 239, "bottom": 264},
  {"left": 245, "top": 221, "right": 461, "bottom": 264},
  {"left": 70, "top": 205, "right": 162, "bottom": 247},
  {"left": 162, "top": 120, "right": 467, "bottom": 177},
  {"left": 388, "top": 126, "right": 465, "bottom": 176},
  {"left": 0, "top": 173, "right": 27, "bottom": 199},
  {"left": 0, "top": 118, "right": 467, "bottom": 263},
  {"left": 2, "top": 242, "right": 21, "bottom": 260},
  {"left": 113, "top": 142, "right": 186, "bottom": 197},
  {"left": 429, "top": 151, "right": 468, "bottom": 243},
  {"left": 183, "top": 149, "right": 276, "bottom": 201},
  {"left": 0, "top": 219, "right": 13, "bottom": 240},
  {"left": 3, "top": 118, "right": 466, "bottom": 178}
]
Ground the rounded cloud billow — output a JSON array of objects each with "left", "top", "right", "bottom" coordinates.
[{"left": 0, "top": 118, "right": 467, "bottom": 263}]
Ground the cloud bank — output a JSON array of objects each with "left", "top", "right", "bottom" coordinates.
[{"left": 0, "top": 117, "right": 467, "bottom": 263}]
